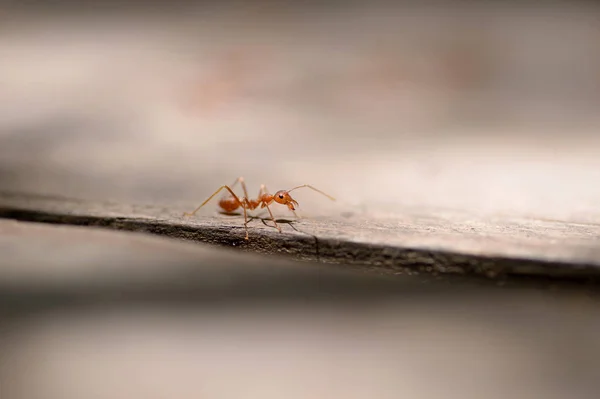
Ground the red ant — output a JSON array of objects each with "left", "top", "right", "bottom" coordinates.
[{"left": 183, "top": 177, "right": 335, "bottom": 240}]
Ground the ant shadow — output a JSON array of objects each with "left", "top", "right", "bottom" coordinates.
[
  {"left": 218, "top": 210, "right": 295, "bottom": 227},
  {"left": 219, "top": 210, "right": 317, "bottom": 239},
  {"left": 227, "top": 212, "right": 321, "bottom": 260}
]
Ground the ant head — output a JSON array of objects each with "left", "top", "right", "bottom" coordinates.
[{"left": 273, "top": 190, "right": 299, "bottom": 210}]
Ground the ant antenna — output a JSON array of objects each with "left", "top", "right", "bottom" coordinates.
[{"left": 288, "top": 184, "right": 336, "bottom": 201}]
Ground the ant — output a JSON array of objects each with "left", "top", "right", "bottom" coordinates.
[{"left": 183, "top": 177, "right": 335, "bottom": 240}]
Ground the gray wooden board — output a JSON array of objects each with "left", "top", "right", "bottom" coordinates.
[
  {"left": 2, "top": 7, "right": 600, "bottom": 283},
  {"left": 0, "top": 217, "right": 424, "bottom": 303},
  {"left": 0, "top": 191, "right": 599, "bottom": 280}
]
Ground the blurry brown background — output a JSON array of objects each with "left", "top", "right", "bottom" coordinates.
[
  {"left": 3, "top": 3, "right": 600, "bottom": 399},
  {"left": 1, "top": 1, "right": 600, "bottom": 223}
]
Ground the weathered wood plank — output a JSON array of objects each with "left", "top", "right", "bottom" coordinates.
[
  {"left": 2, "top": 8, "right": 600, "bottom": 399},
  {"left": 1, "top": 6, "right": 600, "bottom": 284},
  {"left": 0, "top": 217, "right": 420, "bottom": 299},
  {"left": 1, "top": 191, "right": 599, "bottom": 280}
]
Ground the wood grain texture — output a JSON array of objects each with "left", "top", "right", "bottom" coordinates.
[{"left": 1, "top": 191, "right": 599, "bottom": 281}]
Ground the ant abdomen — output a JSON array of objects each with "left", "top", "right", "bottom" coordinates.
[{"left": 218, "top": 198, "right": 240, "bottom": 213}]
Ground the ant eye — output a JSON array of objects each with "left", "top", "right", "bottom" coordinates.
[{"left": 279, "top": 194, "right": 284, "bottom": 199}]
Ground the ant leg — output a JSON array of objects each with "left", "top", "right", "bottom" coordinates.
[
  {"left": 264, "top": 202, "right": 282, "bottom": 233},
  {"left": 231, "top": 176, "right": 250, "bottom": 200},
  {"left": 183, "top": 185, "right": 243, "bottom": 217},
  {"left": 259, "top": 184, "right": 269, "bottom": 197},
  {"left": 242, "top": 203, "right": 249, "bottom": 240},
  {"left": 185, "top": 183, "right": 250, "bottom": 239},
  {"left": 258, "top": 184, "right": 284, "bottom": 229}
]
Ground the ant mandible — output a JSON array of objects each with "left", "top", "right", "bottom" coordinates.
[{"left": 183, "top": 177, "right": 336, "bottom": 240}]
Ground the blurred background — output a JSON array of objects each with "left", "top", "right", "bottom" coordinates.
[
  {"left": 2, "top": 2, "right": 600, "bottom": 398},
  {"left": 1, "top": 1, "right": 600, "bottom": 221}
]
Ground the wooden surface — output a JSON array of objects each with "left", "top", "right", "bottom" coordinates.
[
  {"left": 1, "top": 190, "right": 599, "bottom": 281},
  {"left": 1, "top": 7, "right": 600, "bottom": 283},
  {"left": 2, "top": 6, "right": 600, "bottom": 399},
  {"left": 0, "top": 217, "right": 417, "bottom": 303}
]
